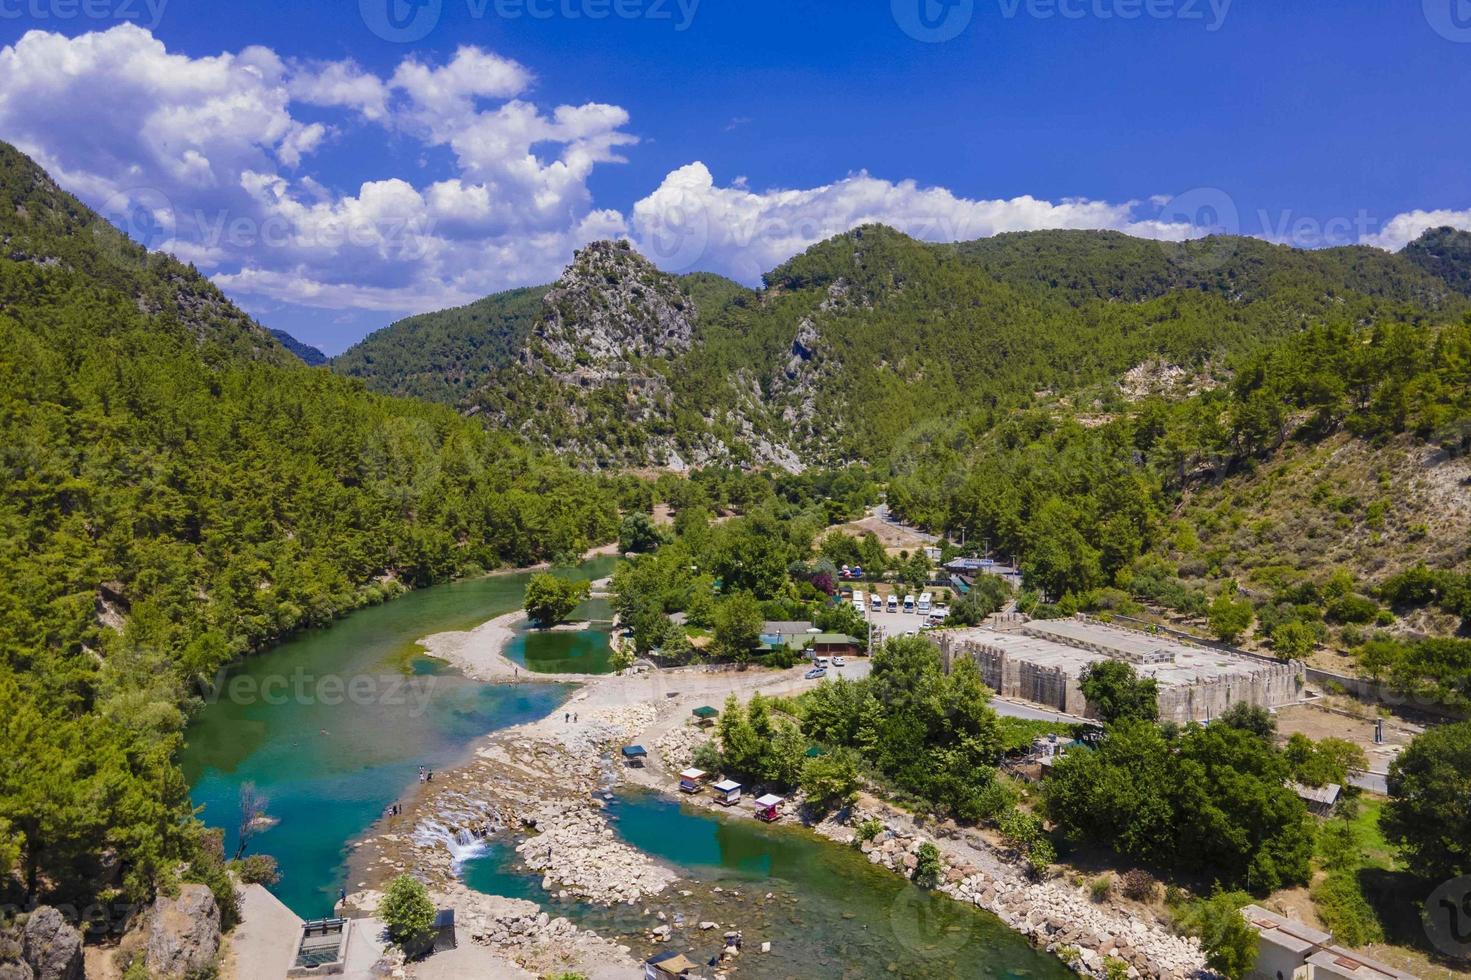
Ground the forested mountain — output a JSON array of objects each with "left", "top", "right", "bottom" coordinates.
[
  {"left": 0, "top": 143, "right": 625, "bottom": 907},
  {"left": 333, "top": 285, "right": 547, "bottom": 402},
  {"left": 269, "top": 328, "right": 328, "bottom": 366},
  {"left": 340, "top": 223, "right": 1466, "bottom": 471},
  {"left": 1402, "top": 226, "right": 1471, "bottom": 296}
]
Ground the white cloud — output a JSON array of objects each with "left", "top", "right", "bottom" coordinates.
[
  {"left": 3, "top": 25, "right": 1462, "bottom": 336},
  {"left": 1362, "top": 208, "right": 1471, "bottom": 252},
  {"left": 0, "top": 25, "right": 634, "bottom": 314},
  {"left": 630, "top": 162, "right": 1203, "bottom": 283}
]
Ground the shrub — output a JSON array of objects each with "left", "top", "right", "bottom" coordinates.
[
  {"left": 1311, "top": 871, "right": 1383, "bottom": 946},
  {"left": 912, "top": 842, "right": 943, "bottom": 889},
  {"left": 856, "top": 818, "right": 884, "bottom": 843},
  {"left": 235, "top": 854, "right": 280, "bottom": 886},
  {"left": 1090, "top": 875, "right": 1114, "bottom": 902},
  {"left": 380, "top": 874, "right": 436, "bottom": 952},
  {"left": 1103, "top": 957, "right": 1131, "bottom": 980},
  {"left": 1121, "top": 869, "right": 1158, "bottom": 902}
]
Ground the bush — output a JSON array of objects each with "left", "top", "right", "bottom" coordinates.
[
  {"left": 856, "top": 817, "right": 884, "bottom": 843},
  {"left": 380, "top": 874, "right": 436, "bottom": 952},
  {"left": 912, "top": 842, "right": 942, "bottom": 889},
  {"left": 1090, "top": 875, "right": 1114, "bottom": 902},
  {"left": 1121, "top": 869, "right": 1157, "bottom": 902},
  {"left": 235, "top": 854, "right": 280, "bottom": 886},
  {"left": 1312, "top": 871, "right": 1383, "bottom": 946}
]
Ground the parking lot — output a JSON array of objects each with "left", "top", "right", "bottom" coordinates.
[{"left": 863, "top": 607, "right": 932, "bottom": 642}]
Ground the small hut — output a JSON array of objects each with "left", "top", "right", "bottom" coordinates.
[
  {"left": 678, "top": 768, "right": 707, "bottom": 794},
  {"left": 691, "top": 706, "right": 719, "bottom": 728},
  {"left": 754, "top": 794, "right": 784, "bottom": 823},
  {"left": 621, "top": 745, "right": 648, "bottom": 768},
  {"left": 712, "top": 778, "right": 742, "bottom": 806}
]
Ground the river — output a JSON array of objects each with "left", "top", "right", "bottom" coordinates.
[
  {"left": 181, "top": 556, "right": 1068, "bottom": 978},
  {"left": 179, "top": 557, "right": 616, "bottom": 916}
]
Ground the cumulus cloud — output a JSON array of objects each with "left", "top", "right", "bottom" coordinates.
[
  {"left": 629, "top": 162, "right": 1225, "bottom": 283},
  {"left": 2, "top": 25, "right": 1461, "bottom": 333},
  {"left": 0, "top": 25, "right": 634, "bottom": 313},
  {"left": 1362, "top": 208, "right": 1471, "bottom": 252}
]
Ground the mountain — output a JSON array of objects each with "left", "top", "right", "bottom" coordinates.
[
  {"left": 0, "top": 142, "right": 622, "bottom": 907},
  {"left": 333, "top": 285, "right": 547, "bottom": 402},
  {"left": 269, "top": 328, "right": 328, "bottom": 366},
  {"left": 338, "top": 224, "right": 1466, "bottom": 470},
  {"left": 0, "top": 142, "right": 291, "bottom": 365},
  {"left": 1401, "top": 225, "right": 1471, "bottom": 296}
]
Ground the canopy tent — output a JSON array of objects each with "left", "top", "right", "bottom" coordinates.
[
  {"left": 754, "top": 794, "right": 784, "bottom": 822},
  {"left": 691, "top": 706, "right": 719, "bottom": 719},
  {"left": 621, "top": 745, "right": 648, "bottom": 758},
  {"left": 678, "top": 768, "right": 707, "bottom": 794},
  {"left": 646, "top": 950, "right": 700, "bottom": 977},
  {"left": 711, "top": 778, "right": 742, "bottom": 805}
]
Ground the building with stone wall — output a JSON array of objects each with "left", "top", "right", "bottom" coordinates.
[{"left": 933, "top": 615, "right": 1305, "bottom": 723}]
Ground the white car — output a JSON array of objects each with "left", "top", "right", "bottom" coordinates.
[{"left": 832, "top": 656, "right": 847, "bottom": 668}]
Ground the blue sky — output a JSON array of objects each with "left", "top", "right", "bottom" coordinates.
[{"left": 1, "top": 0, "right": 1469, "bottom": 353}]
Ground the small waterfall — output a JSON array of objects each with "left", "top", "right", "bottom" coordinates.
[{"left": 412, "top": 791, "right": 502, "bottom": 870}]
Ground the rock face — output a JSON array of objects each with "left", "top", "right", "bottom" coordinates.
[
  {"left": 0, "top": 920, "right": 34, "bottom": 980},
  {"left": 13, "top": 907, "right": 82, "bottom": 980},
  {"left": 145, "top": 884, "right": 221, "bottom": 979},
  {"left": 533, "top": 240, "right": 696, "bottom": 371}
]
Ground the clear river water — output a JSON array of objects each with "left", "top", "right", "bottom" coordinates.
[{"left": 180, "top": 556, "right": 1069, "bottom": 978}]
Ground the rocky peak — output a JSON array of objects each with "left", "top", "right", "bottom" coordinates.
[{"left": 530, "top": 240, "right": 695, "bottom": 374}]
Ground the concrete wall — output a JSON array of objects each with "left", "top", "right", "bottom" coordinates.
[{"left": 936, "top": 630, "right": 1304, "bottom": 723}]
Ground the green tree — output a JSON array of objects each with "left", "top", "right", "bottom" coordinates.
[
  {"left": 1381, "top": 720, "right": 1471, "bottom": 879},
  {"left": 713, "top": 592, "right": 764, "bottom": 663},
  {"left": 1209, "top": 587, "right": 1255, "bottom": 644},
  {"left": 912, "top": 841, "right": 943, "bottom": 889},
  {"left": 800, "top": 748, "right": 862, "bottom": 813},
  {"left": 524, "top": 574, "right": 591, "bottom": 626},
  {"left": 1271, "top": 621, "right": 1317, "bottom": 659},
  {"left": 618, "top": 512, "right": 667, "bottom": 554},
  {"left": 1181, "top": 891, "right": 1259, "bottom": 980},
  {"left": 1079, "top": 660, "right": 1160, "bottom": 724},
  {"left": 380, "top": 874, "right": 437, "bottom": 951}
]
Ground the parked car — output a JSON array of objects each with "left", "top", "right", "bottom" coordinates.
[
  {"left": 804, "top": 667, "right": 827, "bottom": 680},
  {"left": 832, "top": 656, "right": 847, "bottom": 667}
]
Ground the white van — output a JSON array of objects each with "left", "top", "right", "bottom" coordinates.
[
  {"left": 886, "top": 594, "right": 898, "bottom": 613},
  {"left": 853, "top": 590, "right": 866, "bottom": 611},
  {"left": 903, "top": 594, "right": 915, "bottom": 614},
  {"left": 918, "top": 592, "right": 932, "bottom": 614},
  {"left": 870, "top": 593, "right": 882, "bottom": 612}
]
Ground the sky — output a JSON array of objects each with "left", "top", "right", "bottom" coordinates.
[{"left": 1, "top": 0, "right": 1469, "bottom": 354}]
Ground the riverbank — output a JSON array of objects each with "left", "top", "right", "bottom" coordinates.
[{"left": 345, "top": 597, "right": 1204, "bottom": 979}]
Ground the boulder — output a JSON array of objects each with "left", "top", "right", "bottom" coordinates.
[
  {"left": 20, "top": 908, "right": 83, "bottom": 980},
  {"left": 146, "top": 884, "right": 221, "bottom": 979},
  {"left": 0, "top": 922, "right": 34, "bottom": 980}
]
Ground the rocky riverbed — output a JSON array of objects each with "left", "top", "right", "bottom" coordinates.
[{"left": 815, "top": 806, "right": 1210, "bottom": 980}]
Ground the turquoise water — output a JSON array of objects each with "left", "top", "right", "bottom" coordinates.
[
  {"left": 463, "top": 790, "right": 1073, "bottom": 980},
  {"left": 179, "top": 557, "right": 616, "bottom": 917},
  {"left": 504, "top": 597, "right": 617, "bottom": 675}
]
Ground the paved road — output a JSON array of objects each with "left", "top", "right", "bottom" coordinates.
[{"left": 1349, "top": 771, "right": 1389, "bottom": 795}]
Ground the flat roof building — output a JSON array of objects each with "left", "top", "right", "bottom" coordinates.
[
  {"left": 932, "top": 616, "right": 1304, "bottom": 723},
  {"left": 1241, "top": 906, "right": 1418, "bottom": 980}
]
